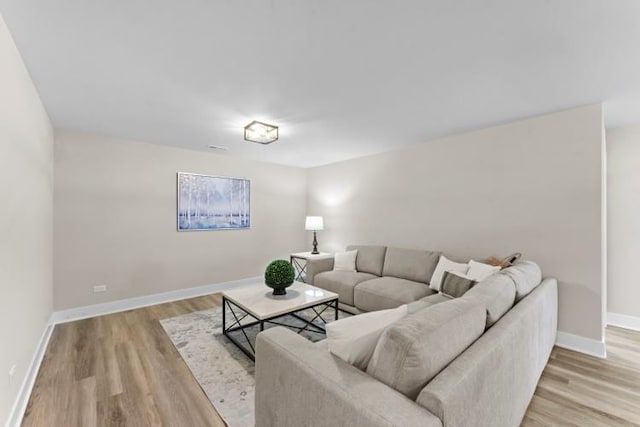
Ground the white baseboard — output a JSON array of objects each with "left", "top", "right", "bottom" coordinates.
[
  {"left": 556, "top": 330, "right": 606, "bottom": 359},
  {"left": 50, "top": 276, "right": 261, "bottom": 324},
  {"left": 607, "top": 312, "right": 640, "bottom": 332},
  {"left": 5, "top": 321, "right": 55, "bottom": 427}
]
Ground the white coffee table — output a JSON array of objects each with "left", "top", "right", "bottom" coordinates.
[{"left": 222, "top": 281, "right": 339, "bottom": 361}]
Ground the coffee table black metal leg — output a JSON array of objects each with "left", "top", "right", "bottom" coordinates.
[
  {"left": 335, "top": 299, "right": 339, "bottom": 320},
  {"left": 222, "top": 296, "right": 227, "bottom": 336},
  {"left": 260, "top": 320, "right": 264, "bottom": 332},
  {"left": 223, "top": 298, "right": 258, "bottom": 361}
]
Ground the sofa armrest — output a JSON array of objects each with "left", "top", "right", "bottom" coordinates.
[
  {"left": 306, "top": 257, "right": 334, "bottom": 285},
  {"left": 255, "top": 327, "right": 442, "bottom": 427}
]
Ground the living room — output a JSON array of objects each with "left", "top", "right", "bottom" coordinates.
[{"left": 1, "top": 1, "right": 639, "bottom": 426}]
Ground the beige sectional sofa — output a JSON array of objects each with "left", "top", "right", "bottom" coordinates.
[{"left": 255, "top": 245, "right": 557, "bottom": 427}]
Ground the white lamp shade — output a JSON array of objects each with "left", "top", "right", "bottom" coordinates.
[{"left": 305, "top": 216, "right": 324, "bottom": 231}]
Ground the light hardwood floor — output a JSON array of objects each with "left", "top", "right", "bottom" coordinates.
[
  {"left": 523, "top": 326, "right": 640, "bottom": 427},
  {"left": 23, "top": 295, "right": 226, "bottom": 427},
  {"left": 22, "top": 295, "right": 640, "bottom": 426}
]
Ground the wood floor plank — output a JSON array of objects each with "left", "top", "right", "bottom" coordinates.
[
  {"left": 22, "top": 293, "right": 640, "bottom": 426},
  {"left": 76, "top": 376, "right": 98, "bottom": 427}
]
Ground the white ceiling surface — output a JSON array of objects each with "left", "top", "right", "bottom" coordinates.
[{"left": 1, "top": 1, "right": 639, "bottom": 167}]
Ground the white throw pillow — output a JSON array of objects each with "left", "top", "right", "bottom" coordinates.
[
  {"left": 429, "top": 255, "right": 469, "bottom": 291},
  {"left": 326, "top": 304, "right": 408, "bottom": 370},
  {"left": 333, "top": 250, "right": 358, "bottom": 271},
  {"left": 467, "top": 260, "right": 501, "bottom": 282}
]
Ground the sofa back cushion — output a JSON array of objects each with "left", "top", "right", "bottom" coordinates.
[
  {"left": 500, "top": 261, "right": 542, "bottom": 301},
  {"left": 462, "top": 273, "right": 516, "bottom": 328},
  {"left": 382, "top": 247, "right": 441, "bottom": 284},
  {"left": 346, "top": 245, "right": 387, "bottom": 276},
  {"left": 366, "top": 298, "right": 486, "bottom": 400}
]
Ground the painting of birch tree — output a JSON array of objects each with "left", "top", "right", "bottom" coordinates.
[{"left": 177, "top": 173, "right": 250, "bottom": 230}]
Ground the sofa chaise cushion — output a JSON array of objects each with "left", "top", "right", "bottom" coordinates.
[
  {"left": 382, "top": 247, "right": 441, "bottom": 284},
  {"left": 346, "top": 245, "right": 388, "bottom": 276},
  {"left": 314, "top": 271, "right": 378, "bottom": 306},
  {"left": 354, "top": 277, "right": 435, "bottom": 312},
  {"left": 366, "top": 298, "right": 486, "bottom": 400}
]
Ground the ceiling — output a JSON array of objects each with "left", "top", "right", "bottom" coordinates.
[{"left": 1, "top": 1, "right": 639, "bottom": 167}]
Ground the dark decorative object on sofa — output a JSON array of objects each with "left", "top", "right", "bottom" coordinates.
[
  {"left": 265, "top": 260, "right": 295, "bottom": 295},
  {"left": 487, "top": 252, "right": 523, "bottom": 268}
]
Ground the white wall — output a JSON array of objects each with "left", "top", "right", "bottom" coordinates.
[
  {"left": 0, "top": 13, "right": 53, "bottom": 423},
  {"left": 308, "top": 104, "right": 605, "bottom": 342},
  {"left": 607, "top": 124, "right": 640, "bottom": 323},
  {"left": 54, "top": 130, "right": 307, "bottom": 310}
]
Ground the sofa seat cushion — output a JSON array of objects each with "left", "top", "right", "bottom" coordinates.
[
  {"left": 346, "top": 245, "right": 388, "bottom": 276},
  {"left": 382, "top": 247, "right": 441, "bottom": 284},
  {"left": 314, "top": 271, "right": 378, "bottom": 306},
  {"left": 354, "top": 277, "right": 435, "bottom": 312},
  {"left": 462, "top": 273, "right": 516, "bottom": 328},
  {"left": 366, "top": 298, "right": 486, "bottom": 400}
]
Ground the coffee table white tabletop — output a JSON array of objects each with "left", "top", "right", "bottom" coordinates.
[{"left": 222, "top": 280, "right": 338, "bottom": 320}]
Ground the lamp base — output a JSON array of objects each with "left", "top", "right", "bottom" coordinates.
[{"left": 311, "top": 231, "right": 319, "bottom": 254}]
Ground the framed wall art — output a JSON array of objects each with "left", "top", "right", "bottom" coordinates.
[{"left": 177, "top": 172, "right": 250, "bottom": 231}]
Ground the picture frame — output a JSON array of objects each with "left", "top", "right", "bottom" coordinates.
[{"left": 177, "top": 172, "right": 251, "bottom": 231}]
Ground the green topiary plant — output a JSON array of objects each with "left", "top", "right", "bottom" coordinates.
[{"left": 264, "top": 260, "right": 295, "bottom": 295}]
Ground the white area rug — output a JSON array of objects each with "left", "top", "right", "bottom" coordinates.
[{"left": 160, "top": 304, "right": 346, "bottom": 427}]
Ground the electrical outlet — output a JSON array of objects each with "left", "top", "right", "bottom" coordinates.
[{"left": 93, "top": 285, "right": 107, "bottom": 293}]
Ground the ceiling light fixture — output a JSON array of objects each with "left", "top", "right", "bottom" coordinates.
[{"left": 244, "top": 120, "right": 279, "bottom": 144}]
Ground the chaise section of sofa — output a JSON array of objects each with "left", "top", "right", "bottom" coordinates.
[{"left": 254, "top": 327, "right": 443, "bottom": 427}]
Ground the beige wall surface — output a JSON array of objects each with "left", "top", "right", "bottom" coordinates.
[
  {"left": 607, "top": 125, "right": 640, "bottom": 319},
  {"left": 307, "top": 104, "right": 605, "bottom": 341},
  {"left": 54, "top": 130, "right": 307, "bottom": 310},
  {"left": 0, "top": 14, "right": 54, "bottom": 423}
]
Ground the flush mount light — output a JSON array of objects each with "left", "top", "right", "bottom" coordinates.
[{"left": 244, "top": 120, "right": 279, "bottom": 144}]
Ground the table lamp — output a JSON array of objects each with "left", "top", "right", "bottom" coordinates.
[{"left": 305, "top": 216, "right": 324, "bottom": 254}]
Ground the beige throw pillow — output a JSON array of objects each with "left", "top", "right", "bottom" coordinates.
[
  {"left": 333, "top": 250, "right": 358, "bottom": 271},
  {"left": 326, "top": 304, "right": 408, "bottom": 370},
  {"left": 466, "top": 260, "right": 501, "bottom": 281}
]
